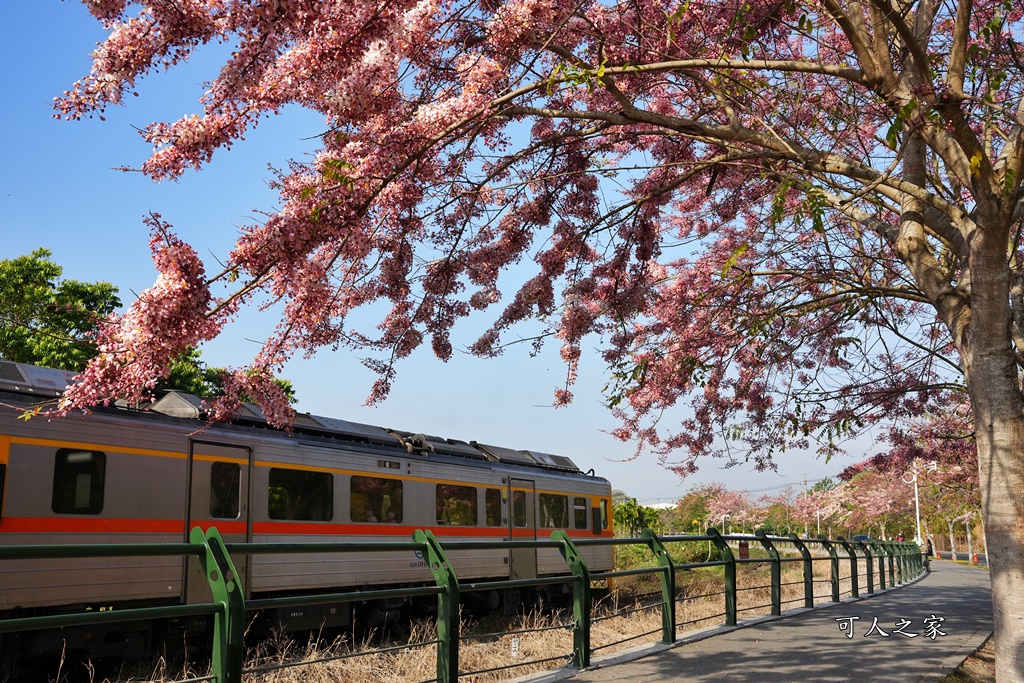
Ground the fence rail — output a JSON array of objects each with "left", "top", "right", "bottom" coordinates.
[{"left": 0, "top": 529, "right": 926, "bottom": 683}]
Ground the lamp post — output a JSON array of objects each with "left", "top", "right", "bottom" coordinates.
[
  {"left": 903, "top": 461, "right": 922, "bottom": 545},
  {"left": 903, "top": 459, "right": 938, "bottom": 546}
]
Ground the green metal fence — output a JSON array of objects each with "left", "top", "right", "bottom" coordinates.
[{"left": 0, "top": 529, "right": 926, "bottom": 682}]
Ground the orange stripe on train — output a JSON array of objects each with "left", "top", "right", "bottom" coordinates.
[{"left": 0, "top": 517, "right": 186, "bottom": 534}]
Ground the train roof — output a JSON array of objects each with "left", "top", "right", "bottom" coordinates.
[{"left": 0, "top": 358, "right": 595, "bottom": 476}]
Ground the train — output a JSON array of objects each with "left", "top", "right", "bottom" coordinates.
[{"left": 0, "top": 358, "right": 613, "bottom": 665}]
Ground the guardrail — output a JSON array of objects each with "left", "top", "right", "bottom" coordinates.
[{"left": 0, "top": 530, "right": 925, "bottom": 682}]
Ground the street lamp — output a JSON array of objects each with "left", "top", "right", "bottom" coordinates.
[{"left": 903, "top": 459, "right": 938, "bottom": 546}]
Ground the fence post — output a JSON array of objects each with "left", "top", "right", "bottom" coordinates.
[
  {"left": 882, "top": 542, "right": 896, "bottom": 586},
  {"left": 554, "top": 531, "right": 591, "bottom": 667},
  {"left": 708, "top": 529, "right": 736, "bottom": 626},
  {"left": 891, "top": 542, "right": 899, "bottom": 584},
  {"left": 857, "top": 541, "right": 875, "bottom": 593},
  {"left": 642, "top": 530, "right": 676, "bottom": 643},
  {"left": 754, "top": 531, "right": 781, "bottom": 615},
  {"left": 818, "top": 539, "right": 840, "bottom": 603},
  {"left": 414, "top": 530, "right": 460, "bottom": 683},
  {"left": 197, "top": 527, "right": 245, "bottom": 683},
  {"left": 836, "top": 538, "right": 858, "bottom": 598},
  {"left": 788, "top": 534, "right": 814, "bottom": 608},
  {"left": 871, "top": 542, "right": 887, "bottom": 590}
]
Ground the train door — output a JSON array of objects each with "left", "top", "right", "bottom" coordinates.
[
  {"left": 508, "top": 478, "right": 537, "bottom": 580},
  {"left": 184, "top": 440, "right": 252, "bottom": 604}
]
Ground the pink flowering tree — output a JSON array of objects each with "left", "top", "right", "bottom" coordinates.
[
  {"left": 759, "top": 488, "right": 798, "bottom": 535},
  {"left": 54, "top": 0, "right": 1024, "bottom": 672},
  {"left": 792, "top": 483, "right": 848, "bottom": 538},
  {"left": 860, "top": 411, "right": 980, "bottom": 498},
  {"left": 844, "top": 411, "right": 982, "bottom": 548},
  {"left": 705, "top": 485, "right": 751, "bottom": 534},
  {"left": 840, "top": 470, "right": 915, "bottom": 540},
  {"left": 792, "top": 490, "right": 821, "bottom": 537},
  {"left": 742, "top": 495, "right": 773, "bottom": 533},
  {"left": 816, "top": 487, "right": 849, "bottom": 539}
]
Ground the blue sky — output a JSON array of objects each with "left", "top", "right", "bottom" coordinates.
[{"left": 0, "top": 1, "right": 855, "bottom": 503}]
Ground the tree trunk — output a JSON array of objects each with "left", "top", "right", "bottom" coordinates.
[
  {"left": 946, "top": 518, "right": 956, "bottom": 558},
  {"left": 962, "top": 219, "right": 1024, "bottom": 682},
  {"left": 979, "top": 510, "right": 987, "bottom": 554},
  {"left": 971, "top": 412, "right": 1024, "bottom": 682},
  {"left": 966, "top": 515, "right": 974, "bottom": 563}
]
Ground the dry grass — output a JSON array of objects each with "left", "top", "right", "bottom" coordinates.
[
  {"left": 68, "top": 552, "right": 917, "bottom": 682},
  {"left": 939, "top": 635, "right": 995, "bottom": 683},
  {"left": 233, "top": 553, "right": 867, "bottom": 683}
]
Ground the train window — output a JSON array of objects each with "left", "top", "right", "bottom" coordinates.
[
  {"left": 601, "top": 498, "right": 609, "bottom": 530},
  {"left": 52, "top": 449, "right": 105, "bottom": 515},
  {"left": 351, "top": 476, "right": 403, "bottom": 523},
  {"left": 485, "top": 488, "right": 502, "bottom": 527},
  {"left": 268, "top": 468, "right": 333, "bottom": 521},
  {"left": 512, "top": 490, "right": 527, "bottom": 528},
  {"left": 436, "top": 484, "right": 477, "bottom": 526},
  {"left": 539, "top": 493, "right": 568, "bottom": 528},
  {"left": 210, "top": 462, "right": 240, "bottom": 519},
  {"left": 573, "top": 497, "right": 588, "bottom": 529}
]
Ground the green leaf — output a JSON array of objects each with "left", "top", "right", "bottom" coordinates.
[
  {"left": 720, "top": 243, "right": 750, "bottom": 278},
  {"left": 884, "top": 100, "right": 918, "bottom": 150}
]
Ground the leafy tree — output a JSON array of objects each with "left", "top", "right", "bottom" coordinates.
[
  {"left": 759, "top": 494, "right": 797, "bottom": 536},
  {"left": 613, "top": 498, "right": 660, "bottom": 537},
  {"left": 159, "top": 348, "right": 297, "bottom": 405},
  {"left": 611, "top": 489, "right": 632, "bottom": 506},
  {"left": 809, "top": 478, "right": 838, "bottom": 494},
  {"left": 0, "top": 250, "right": 295, "bottom": 406},
  {"left": 159, "top": 347, "right": 215, "bottom": 397},
  {"left": 0, "top": 249, "right": 120, "bottom": 371},
  {"left": 674, "top": 488, "right": 713, "bottom": 534},
  {"left": 55, "top": 0, "right": 1024, "bottom": 672}
]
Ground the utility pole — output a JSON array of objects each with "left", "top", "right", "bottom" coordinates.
[{"left": 802, "top": 476, "right": 809, "bottom": 537}]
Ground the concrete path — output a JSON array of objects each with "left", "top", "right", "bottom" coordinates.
[{"left": 524, "top": 560, "right": 992, "bottom": 683}]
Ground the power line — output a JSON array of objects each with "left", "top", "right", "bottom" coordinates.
[{"left": 637, "top": 476, "right": 835, "bottom": 503}]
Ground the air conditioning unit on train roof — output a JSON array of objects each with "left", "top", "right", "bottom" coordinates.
[
  {"left": 472, "top": 443, "right": 539, "bottom": 466},
  {"left": 523, "top": 450, "right": 580, "bottom": 471},
  {"left": 311, "top": 415, "right": 404, "bottom": 447},
  {"left": 147, "top": 392, "right": 267, "bottom": 422},
  {"left": 472, "top": 443, "right": 582, "bottom": 472},
  {"left": 0, "top": 359, "right": 78, "bottom": 396},
  {"left": 439, "top": 438, "right": 490, "bottom": 460},
  {"left": 148, "top": 390, "right": 205, "bottom": 418}
]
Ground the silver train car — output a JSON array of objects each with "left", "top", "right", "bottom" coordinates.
[{"left": 0, "top": 359, "right": 614, "bottom": 661}]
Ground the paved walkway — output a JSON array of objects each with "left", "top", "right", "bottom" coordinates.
[{"left": 525, "top": 560, "right": 993, "bottom": 683}]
